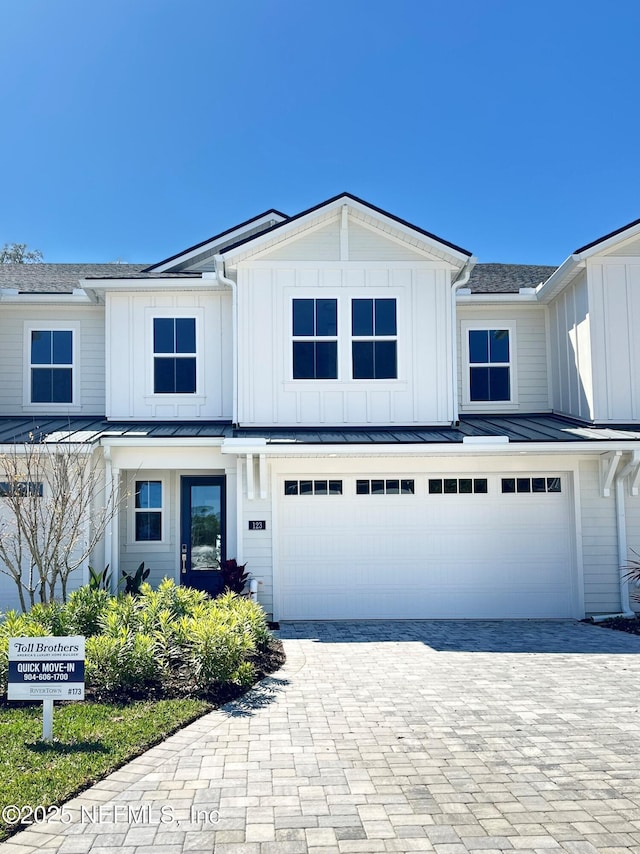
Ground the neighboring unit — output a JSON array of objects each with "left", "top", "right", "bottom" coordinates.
[{"left": 1, "top": 194, "right": 640, "bottom": 620}]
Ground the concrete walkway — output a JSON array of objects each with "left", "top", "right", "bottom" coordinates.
[{"left": 3, "top": 620, "right": 640, "bottom": 854}]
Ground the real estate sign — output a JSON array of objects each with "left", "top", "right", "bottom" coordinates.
[{"left": 8, "top": 636, "right": 85, "bottom": 701}]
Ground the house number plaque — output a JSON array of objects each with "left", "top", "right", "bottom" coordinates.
[{"left": 248, "top": 521, "right": 266, "bottom": 530}]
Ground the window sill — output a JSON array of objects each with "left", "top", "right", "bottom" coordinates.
[
  {"left": 283, "top": 380, "right": 407, "bottom": 392},
  {"left": 22, "top": 403, "right": 82, "bottom": 411},
  {"left": 144, "top": 394, "right": 205, "bottom": 403}
]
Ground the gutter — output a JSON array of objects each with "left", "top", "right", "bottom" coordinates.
[
  {"left": 213, "top": 254, "right": 238, "bottom": 425},
  {"left": 451, "top": 257, "right": 477, "bottom": 425}
]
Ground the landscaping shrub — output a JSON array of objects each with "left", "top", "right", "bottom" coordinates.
[
  {"left": 0, "top": 578, "right": 275, "bottom": 702},
  {"left": 85, "top": 629, "right": 164, "bottom": 698}
]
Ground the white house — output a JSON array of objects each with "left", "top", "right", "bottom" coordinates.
[{"left": 2, "top": 192, "right": 640, "bottom": 620}]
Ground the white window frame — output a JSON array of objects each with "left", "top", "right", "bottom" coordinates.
[
  {"left": 144, "top": 308, "right": 205, "bottom": 402},
  {"left": 461, "top": 322, "right": 518, "bottom": 407},
  {"left": 350, "top": 296, "right": 399, "bottom": 381},
  {"left": 23, "top": 321, "right": 80, "bottom": 410},
  {"left": 128, "top": 474, "right": 170, "bottom": 547}
]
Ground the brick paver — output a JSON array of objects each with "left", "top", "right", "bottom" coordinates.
[{"left": 2, "top": 621, "right": 640, "bottom": 854}]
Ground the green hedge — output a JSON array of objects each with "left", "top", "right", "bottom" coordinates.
[{"left": 0, "top": 579, "right": 272, "bottom": 700}]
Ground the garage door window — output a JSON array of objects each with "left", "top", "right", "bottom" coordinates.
[
  {"left": 356, "top": 479, "right": 414, "bottom": 495},
  {"left": 429, "top": 478, "right": 488, "bottom": 494},
  {"left": 502, "top": 477, "right": 561, "bottom": 494},
  {"left": 285, "top": 479, "right": 343, "bottom": 495}
]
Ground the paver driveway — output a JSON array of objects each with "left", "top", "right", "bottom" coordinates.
[{"left": 3, "top": 620, "right": 640, "bottom": 854}]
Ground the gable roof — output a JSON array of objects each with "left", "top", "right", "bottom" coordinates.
[
  {"left": 218, "top": 192, "right": 473, "bottom": 262},
  {"left": 143, "top": 209, "right": 288, "bottom": 273},
  {"left": 574, "top": 215, "right": 640, "bottom": 255}
]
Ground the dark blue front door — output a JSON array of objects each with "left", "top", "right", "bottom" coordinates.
[{"left": 180, "top": 476, "right": 226, "bottom": 596}]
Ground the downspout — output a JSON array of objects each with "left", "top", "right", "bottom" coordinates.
[
  {"left": 214, "top": 254, "right": 238, "bottom": 426},
  {"left": 451, "top": 257, "right": 477, "bottom": 426},
  {"left": 614, "top": 453, "right": 640, "bottom": 617}
]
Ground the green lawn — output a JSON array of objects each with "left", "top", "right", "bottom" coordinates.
[{"left": 0, "top": 698, "right": 212, "bottom": 841}]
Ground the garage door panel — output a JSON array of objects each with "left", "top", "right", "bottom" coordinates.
[{"left": 278, "top": 472, "right": 575, "bottom": 619}]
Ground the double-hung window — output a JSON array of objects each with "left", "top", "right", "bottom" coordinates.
[
  {"left": 153, "top": 318, "right": 196, "bottom": 394},
  {"left": 352, "top": 298, "right": 397, "bottom": 379},
  {"left": 292, "top": 299, "right": 338, "bottom": 379},
  {"left": 468, "top": 329, "right": 511, "bottom": 401},
  {"left": 30, "top": 330, "right": 73, "bottom": 403},
  {"left": 134, "top": 480, "right": 163, "bottom": 541}
]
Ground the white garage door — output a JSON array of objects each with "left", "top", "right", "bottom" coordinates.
[{"left": 277, "top": 472, "right": 576, "bottom": 619}]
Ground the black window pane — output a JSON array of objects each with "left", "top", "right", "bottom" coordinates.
[
  {"left": 154, "top": 358, "right": 175, "bottom": 393},
  {"left": 371, "top": 479, "right": 384, "bottom": 495},
  {"left": 459, "top": 478, "right": 473, "bottom": 494},
  {"left": 353, "top": 341, "right": 374, "bottom": 379},
  {"left": 31, "top": 331, "right": 51, "bottom": 365},
  {"left": 329, "top": 480, "right": 342, "bottom": 495},
  {"left": 314, "top": 480, "right": 328, "bottom": 495},
  {"left": 470, "top": 367, "right": 489, "bottom": 401},
  {"left": 51, "top": 368, "right": 72, "bottom": 402},
  {"left": 176, "top": 318, "right": 196, "bottom": 353},
  {"left": 136, "top": 511, "right": 161, "bottom": 541},
  {"left": 284, "top": 481, "right": 298, "bottom": 495},
  {"left": 375, "top": 341, "right": 397, "bottom": 379},
  {"left": 154, "top": 318, "right": 174, "bottom": 354},
  {"left": 293, "top": 342, "right": 315, "bottom": 379},
  {"left": 352, "top": 299, "right": 373, "bottom": 336},
  {"left": 502, "top": 478, "right": 515, "bottom": 493},
  {"left": 489, "top": 367, "right": 510, "bottom": 401},
  {"left": 136, "top": 480, "right": 162, "bottom": 509},
  {"left": 386, "top": 480, "right": 400, "bottom": 494},
  {"left": 52, "top": 331, "right": 72, "bottom": 364},
  {"left": 299, "top": 480, "right": 313, "bottom": 495},
  {"left": 547, "top": 477, "right": 562, "bottom": 493},
  {"left": 31, "top": 368, "right": 52, "bottom": 402},
  {"left": 401, "top": 480, "right": 415, "bottom": 494},
  {"left": 517, "top": 478, "right": 531, "bottom": 493},
  {"left": 489, "top": 330, "right": 509, "bottom": 363},
  {"left": 428, "top": 479, "right": 442, "bottom": 494},
  {"left": 316, "top": 299, "right": 337, "bottom": 336},
  {"left": 175, "top": 358, "right": 196, "bottom": 393},
  {"left": 532, "top": 477, "right": 546, "bottom": 493},
  {"left": 444, "top": 479, "right": 458, "bottom": 494},
  {"left": 315, "top": 341, "right": 337, "bottom": 379},
  {"left": 356, "top": 480, "right": 370, "bottom": 495},
  {"left": 375, "top": 299, "right": 396, "bottom": 335},
  {"left": 469, "top": 330, "right": 488, "bottom": 364},
  {"left": 293, "top": 299, "right": 314, "bottom": 336},
  {"left": 474, "top": 479, "right": 488, "bottom": 493}
]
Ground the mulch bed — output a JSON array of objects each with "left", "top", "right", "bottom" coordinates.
[{"left": 594, "top": 615, "right": 640, "bottom": 635}]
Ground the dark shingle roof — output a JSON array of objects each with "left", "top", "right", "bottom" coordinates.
[
  {"left": 468, "top": 264, "right": 557, "bottom": 294},
  {"left": 0, "top": 262, "right": 559, "bottom": 296},
  {"left": 0, "top": 264, "right": 150, "bottom": 293}
]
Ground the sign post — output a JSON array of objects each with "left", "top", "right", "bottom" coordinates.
[{"left": 8, "top": 636, "right": 85, "bottom": 741}]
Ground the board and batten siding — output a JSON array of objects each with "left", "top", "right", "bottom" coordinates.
[
  {"left": 239, "top": 458, "right": 273, "bottom": 617},
  {"left": 457, "top": 304, "right": 550, "bottom": 414},
  {"left": 588, "top": 259, "right": 640, "bottom": 423},
  {"left": 236, "top": 262, "right": 453, "bottom": 427},
  {"left": 0, "top": 303, "right": 106, "bottom": 416},
  {"left": 547, "top": 271, "right": 593, "bottom": 422},
  {"left": 578, "top": 458, "right": 622, "bottom": 614},
  {"left": 106, "top": 291, "right": 233, "bottom": 420}
]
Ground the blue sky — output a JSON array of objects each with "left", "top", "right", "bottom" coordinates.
[{"left": 1, "top": 0, "right": 639, "bottom": 265}]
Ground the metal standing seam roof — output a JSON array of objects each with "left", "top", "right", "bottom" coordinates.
[{"left": 0, "top": 415, "right": 639, "bottom": 446}]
